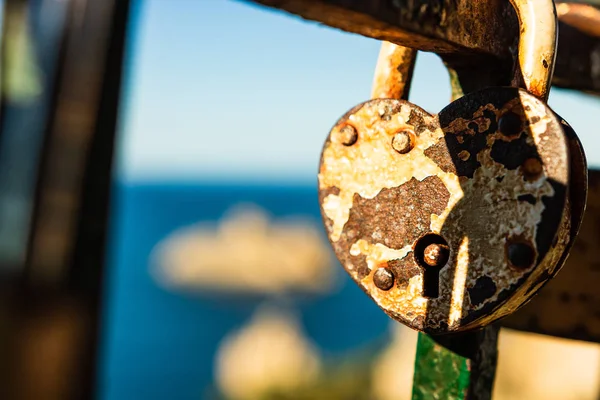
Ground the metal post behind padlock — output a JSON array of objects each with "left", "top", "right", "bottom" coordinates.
[{"left": 318, "top": 0, "right": 588, "bottom": 335}]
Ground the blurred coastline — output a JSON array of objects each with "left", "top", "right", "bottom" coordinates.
[
  {"left": 150, "top": 202, "right": 335, "bottom": 296},
  {"left": 100, "top": 181, "right": 600, "bottom": 400}
]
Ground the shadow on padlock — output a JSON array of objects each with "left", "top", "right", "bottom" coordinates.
[{"left": 426, "top": 88, "right": 584, "bottom": 332}]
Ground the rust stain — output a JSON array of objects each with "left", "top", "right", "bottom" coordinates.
[{"left": 319, "top": 100, "right": 462, "bottom": 243}]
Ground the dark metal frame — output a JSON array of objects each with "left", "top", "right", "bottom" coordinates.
[{"left": 0, "top": 0, "right": 130, "bottom": 398}]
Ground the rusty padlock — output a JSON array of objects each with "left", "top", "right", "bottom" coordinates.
[{"left": 317, "top": 0, "right": 587, "bottom": 334}]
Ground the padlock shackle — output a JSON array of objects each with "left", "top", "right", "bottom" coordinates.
[
  {"left": 371, "top": 42, "right": 417, "bottom": 101},
  {"left": 371, "top": 2, "right": 557, "bottom": 103},
  {"left": 510, "top": 0, "right": 558, "bottom": 101}
]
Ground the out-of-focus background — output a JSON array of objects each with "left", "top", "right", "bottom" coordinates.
[{"left": 4, "top": 0, "right": 600, "bottom": 399}]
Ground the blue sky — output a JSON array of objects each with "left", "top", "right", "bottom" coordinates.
[{"left": 116, "top": 0, "right": 600, "bottom": 183}]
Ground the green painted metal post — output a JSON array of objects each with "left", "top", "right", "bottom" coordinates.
[{"left": 412, "top": 327, "right": 499, "bottom": 399}]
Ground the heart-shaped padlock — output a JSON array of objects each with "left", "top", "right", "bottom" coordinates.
[{"left": 317, "top": 1, "right": 587, "bottom": 334}]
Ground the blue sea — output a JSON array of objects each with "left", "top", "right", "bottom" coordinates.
[{"left": 98, "top": 182, "right": 392, "bottom": 400}]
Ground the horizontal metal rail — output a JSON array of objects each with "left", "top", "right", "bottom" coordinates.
[{"left": 244, "top": 0, "right": 600, "bottom": 95}]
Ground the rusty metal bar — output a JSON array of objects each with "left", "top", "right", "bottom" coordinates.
[
  {"left": 569, "top": 0, "right": 600, "bottom": 4},
  {"left": 243, "top": 0, "right": 600, "bottom": 95},
  {"left": 244, "top": 0, "right": 518, "bottom": 56},
  {"left": 557, "top": 3, "right": 600, "bottom": 37}
]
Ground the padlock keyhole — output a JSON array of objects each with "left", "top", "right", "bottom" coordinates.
[
  {"left": 414, "top": 234, "right": 450, "bottom": 299},
  {"left": 422, "top": 266, "right": 442, "bottom": 298}
]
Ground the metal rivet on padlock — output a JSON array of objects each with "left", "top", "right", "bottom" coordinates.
[
  {"left": 338, "top": 124, "right": 358, "bottom": 146},
  {"left": 318, "top": 1, "right": 587, "bottom": 334}
]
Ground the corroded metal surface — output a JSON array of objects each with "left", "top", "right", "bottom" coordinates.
[
  {"left": 371, "top": 43, "right": 416, "bottom": 101},
  {"left": 318, "top": 88, "right": 583, "bottom": 334},
  {"left": 243, "top": 0, "right": 600, "bottom": 95}
]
